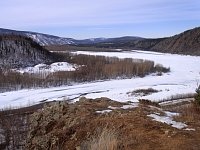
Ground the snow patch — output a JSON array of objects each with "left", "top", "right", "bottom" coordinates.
[
  {"left": 26, "top": 33, "right": 75, "bottom": 46},
  {"left": 96, "top": 110, "right": 112, "bottom": 114},
  {"left": 121, "top": 104, "right": 138, "bottom": 109},
  {"left": 14, "top": 62, "right": 78, "bottom": 74},
  {"left": 184, "top": 128, "right": 195, "bottom": 131},
  {"left": 108, "top": 106, "right": 118, "bottom": 110},
  {"left": 96, "top": 103, "right": 138, "bottom": 114},
  {"left": 148, "top": 111, "right": 188, "bottom": 129},
  {"left": 108, "top": 103, "right": 138, "bottom": 110}
]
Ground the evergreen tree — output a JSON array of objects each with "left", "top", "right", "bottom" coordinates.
[{"left": 195, "top": 85, "right": 200, "bottom": 105}]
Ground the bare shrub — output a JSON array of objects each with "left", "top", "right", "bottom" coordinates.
[
  {"left": 128, "top": 88, "right": 159, "bottom": 96},
  {"left": 139, "top": 99, "right": 160, "bottom": 107},
  {"left": 0, "top": 111, "right": 30, "bottom": 149},
  {"left": 154, "top": 64, "right": 170, "bottom": 73},
  {"left": 0, "top": 103, "right": 45, "bottom": 149}
]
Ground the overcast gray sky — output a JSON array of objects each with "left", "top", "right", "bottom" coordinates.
[{"left": 1, "top": 0, "right": 200, "bottom": 39}]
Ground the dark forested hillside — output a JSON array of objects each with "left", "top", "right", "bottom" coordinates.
[
  {"left": 149, "top": 27, "right": 200, "bottom": 55},
  {"left": 0, "top": 35, "right": 58, "bottom": 68}
]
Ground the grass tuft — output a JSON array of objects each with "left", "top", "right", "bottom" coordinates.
[{"left": 81, "top": 128, "right": 118, "bottom": 150}]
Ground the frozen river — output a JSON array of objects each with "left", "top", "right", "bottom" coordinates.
[{"left": 0, "top": 50, "right": 200, "bottom": 108}]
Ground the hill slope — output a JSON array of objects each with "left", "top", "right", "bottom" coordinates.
[
  {"left": 150, "top": 27, "right": 200, "bottom": 55},
  {"left": 93, "top": 27, "right": 200, "bottom": 55},
  {"left": 0, "top": 28, "right": 75, "bottom": 46},
  {"left": 0, "top": 34, "right": 58, "bottom": 68}
]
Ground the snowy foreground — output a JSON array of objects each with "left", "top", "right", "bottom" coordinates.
[{"left": 0, "top": 50, "right": 200, "bottom": 108}]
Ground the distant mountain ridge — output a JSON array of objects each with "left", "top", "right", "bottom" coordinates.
[
  {"left": 0, "top": 28, "right": 143, "bottom": 46},
  {"left": 1, "top": 27, "right": 200, "bottom": 55}
]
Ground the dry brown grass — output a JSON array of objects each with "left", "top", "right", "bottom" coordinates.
[
  {"left": 1, "top": 96, "right": 200, "bottom": 149},
  {"left": 174, "top": 102, "right": 200, "bottom": 123},
  {"left": 81, "top": 128, "right": 118, "bottom": 150},
  {"left": 26, "top": 98, "right": 200, "bottom": 150},
  {"left": 161, "top": 98, "right": 200, "bottom": 134}
]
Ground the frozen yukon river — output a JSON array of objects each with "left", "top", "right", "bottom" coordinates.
[{"left": 0, "top": 50, "right": 200, "bottom": 108}]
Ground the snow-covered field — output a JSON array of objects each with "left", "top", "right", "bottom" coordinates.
[{"left": 0, "top": 50, "right": 200, "bottom": 108}]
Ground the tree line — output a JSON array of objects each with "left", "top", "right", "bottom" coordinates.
[{"left": 0, "top": 53, "right": 170, "bottom": 92}]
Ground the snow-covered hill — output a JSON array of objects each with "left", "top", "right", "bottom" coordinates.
[
  {"left": 25, "top": 33, "right": 75, "bottom": 46},
  {"left": 13, "top": 62, "right": 78, "bottom": 74},
  {"left": 0, "top": 28, "right": 75, "bottom": 46}
]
